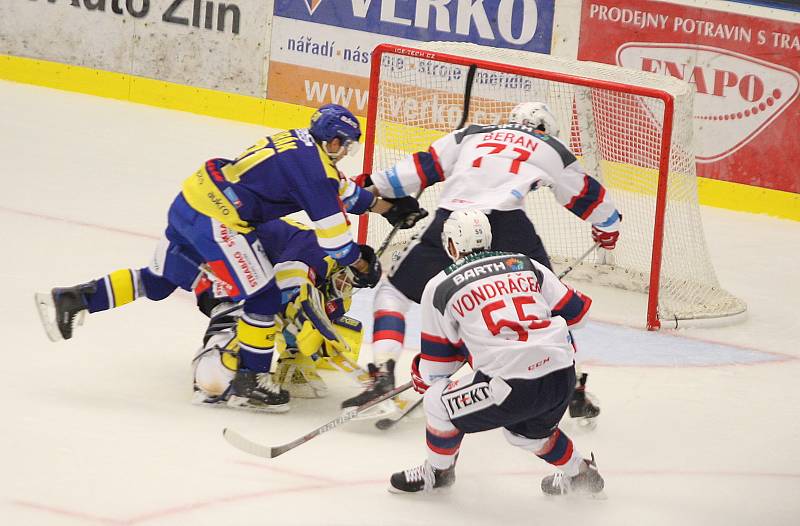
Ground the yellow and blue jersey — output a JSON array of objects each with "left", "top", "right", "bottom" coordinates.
[{"left": 181, "top": 128, "right": 369, "bottom": 266}]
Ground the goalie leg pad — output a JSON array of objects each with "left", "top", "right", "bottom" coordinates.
[
  {"left": 192, "top": 327, "right": 239, "bottom": 403},
  {"left": 193, "top": 346, "right": 237, "bottom": 400},
  {"left": 287, "top": 282, "right": 351, "bottom": 355},
  {"left": 321, "top": 315, "right": 363, "bottom": 365}
]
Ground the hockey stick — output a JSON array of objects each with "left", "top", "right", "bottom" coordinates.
[
  {"left": 557, "top": 243, "right": 600, "bottom": 280},
  {"left": 372, "top": 64, "right": 478, "bottom": 260},
  {"left": 223, "top": 381, "right": 414, "bottom": 458},
  {"left": 375, "top": 396, "right": 423, "bottom": 430}
]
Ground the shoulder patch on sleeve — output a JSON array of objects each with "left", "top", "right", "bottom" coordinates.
[
  {"left": 537, "top": 135, "right": 577, "bottom": 167},
  {"left": 455, "top": 124, "right": 498, "bottom": 144}
]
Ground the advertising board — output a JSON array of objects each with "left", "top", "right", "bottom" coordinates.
[
  {"left": 579, "top": 0, "right": 800, "bottom": 192},
  {"left": 267, "top": 0, "right": 556, "bottom": 117},
  {"left": 0, "top": 0, "right": 273, "bottom": 96}
]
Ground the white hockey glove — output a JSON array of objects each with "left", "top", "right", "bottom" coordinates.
[{"left": 591, "top": 213, "right": 622, "bottom": 250}]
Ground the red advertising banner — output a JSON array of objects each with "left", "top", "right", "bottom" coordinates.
[{"left": 579, "top": 0, "right": 800, "bottom": 193}]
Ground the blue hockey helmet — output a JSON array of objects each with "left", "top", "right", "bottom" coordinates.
[{"left": 309, "top": 104, "right": 361, "bottom": 160}]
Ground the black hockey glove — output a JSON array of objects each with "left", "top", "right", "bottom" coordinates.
[
  {"left": 350, "top": 244, "right": 382, "bottom": 288},
  {"left": 382, "top": 196, "right": 429, "bottom": 230}
]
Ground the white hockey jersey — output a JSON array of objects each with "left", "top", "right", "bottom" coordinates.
[
  {"left": 418, "top": 251, "right": 592, "bottom": 384},
  {"left": 372, "top": 123, "right": 620, "bottom": 229}
]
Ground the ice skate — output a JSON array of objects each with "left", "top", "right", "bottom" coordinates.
[
  {"left": 34, "top": 281, "right": 96, "bottom": 341},
  {"left": 541, "top": 453, "right": 605, "bottom": 497},
  {"left": 227, "top": 368, "right": 290, "bottom": 413},
  {"left": 389, "top": 461, "right": 456, "bottom": 494},
  {"left": 569, "top": 373, "right": 600, "bottom": 428},
  {"left": 275, "top": 350, "right": 328, "bottom": 399},
  {"left": 341, "top": 359, "right": 395, "bottom": 408},
  {"left": 192, "top": 383, "right": 233, "bottom": 407}
]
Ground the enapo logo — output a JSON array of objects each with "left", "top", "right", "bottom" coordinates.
[{"left": 617, "top": 43, "right": 800, "bottom": 162}]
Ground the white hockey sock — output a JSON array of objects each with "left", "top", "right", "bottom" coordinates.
[{"left": 424, "top": 379, "right": 464, "bottom": 470}]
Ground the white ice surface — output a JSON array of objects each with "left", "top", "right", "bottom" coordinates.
[{"left": 1, "top": 80, "right": 799, "bottom": 525}]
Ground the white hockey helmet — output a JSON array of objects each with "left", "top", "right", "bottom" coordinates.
[
  {"left": 441, "top": 209, "right": 492, "bottom": 261},
  {"left": 508, "top": 101, "right": 560, "bottom": 137}
]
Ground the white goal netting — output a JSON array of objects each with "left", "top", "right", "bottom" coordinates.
[{"left": 360, "top": 42, "right": 745, "bottom": 329}]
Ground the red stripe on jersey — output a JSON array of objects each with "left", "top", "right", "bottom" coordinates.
[
  {"left": 429, "top": 146, "right": 445, "bottom": 180},
  {"left": 565, "top": 177, "right": 590, "bottom": 213},
  {"left": 421, "top": 332, "right": 450, "bottom": 344},
  {"left": 421, "top": 332, "right": 463, "bottom": 346},
  {"left": 553, "top": 289, "right": 575, "bottom": 311},
  {"left": 568, "top": 294, "right": 592, "bottom": 326},
  {"left": 581, "top": 185, "right": 605, "bottom": 219},
  {"left": 421, "top": 353, "right": 466, "bottom": 363},
  {"left": 412, "top": 153, "right": 428, "bottom": 188}
]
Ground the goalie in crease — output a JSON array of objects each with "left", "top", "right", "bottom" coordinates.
[
  {"left": 349, "top": 101, "right": 621, "bottom": 424},
  {"left": 193, "top": 218, "right": 366, "bottom": 405},
  {"left": 35, "top": 104, "right": 425, "bottom": 412},
  {"left": 37, "top": 215, "right": 370, "bottom": 413}
]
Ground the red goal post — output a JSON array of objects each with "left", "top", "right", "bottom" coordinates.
[{"left": 357, "top": 42, "right": 745, "bottom": 330}]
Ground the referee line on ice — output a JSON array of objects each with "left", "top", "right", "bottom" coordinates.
[
  {"left": 0, "top": 205, "right": 158, "bottom": 241},
  {"left": 11, "top": 465, "right": 800, "bottom": 524}
]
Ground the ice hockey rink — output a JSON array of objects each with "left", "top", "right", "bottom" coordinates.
[{"left": 2, "top": 79, "right": 799, "bottom": 526}]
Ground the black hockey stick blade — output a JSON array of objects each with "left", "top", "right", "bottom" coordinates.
[
  {"left": 223, "top": 381, "right": 414, "bottom": 459},
  {"left": 375, "top": 397, "right": 423, "bottom": 430}
]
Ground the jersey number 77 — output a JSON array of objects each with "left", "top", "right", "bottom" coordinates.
[{"left": 471, "top": 141, "right": 534, "bottom": 174}]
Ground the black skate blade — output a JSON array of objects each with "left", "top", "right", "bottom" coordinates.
[
  {"left": 387, "top": 484, "right": 453, "bottom": 495},
  {"left": 543, "top": 488, "right": 608, "bottom": 500},
  {"left": 225, "top": 395, "right": 290, "bottom": 414},
  {"left": 34, "top": 292, "right": 62, "bottom": 342}
]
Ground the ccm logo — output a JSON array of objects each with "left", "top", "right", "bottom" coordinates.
[{"left": 528, "top": 357, "right": 551, "bottom": 371}]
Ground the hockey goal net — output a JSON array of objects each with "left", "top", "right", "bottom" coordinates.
[{"left": 357, "top": 42, "right": 746, "bottom": 330}]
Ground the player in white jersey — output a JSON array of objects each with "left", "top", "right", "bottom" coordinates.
[
  {"left": 343, "top": 102, "right": 620, "bottom": 421},
  {"left": 388, "top": 209, "right": 604, "bottom": 496}
]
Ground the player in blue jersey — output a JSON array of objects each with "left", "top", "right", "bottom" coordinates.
[
  {"left": 35, "top": 104, "right": 424, "bottom": 411},
  {"left": 191, "top": 217, "right": 367, "bottom": 410}
]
